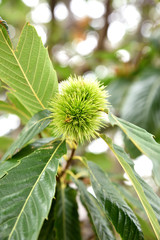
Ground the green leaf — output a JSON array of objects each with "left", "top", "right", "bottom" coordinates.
[
  {"left": 0, "top": 140, "right": 66, "bottom": 240},
  {"left": 88, "top": 161, "right": 144, "bottom": 240},
  {"left": 116, "top": 185, "right": 144, "bottom": 212},
  {"left": 74, "top": 179, "right": 116, "bottom": 240},
  {"left": 121, "top": 71, "right": 160, "bottom": 138},
  {"left": 121, "top": 72, "right": 160, "bottom": 158},
  {"left": 2, "top": 109, "right": 51, "bottom": 161},
  {"left": 124, "top": 136, "right": 141, "bottom": 159},
  {"left": 54, "top": 183, "right": 82, "bottom": 240},
  {"left": 0, "top": 23, "right": 58, "bottom": 115},
  {"left": 0, "top": 137, "right": 54, "bottom": 179},
  {"left": 108, "top": 78, "right": 131, "bottom": 110},
  {"left": 108, "top": 112, "right": 160, "bottom": 186},
  {"left": 101, "top": 134, "right": 160, "bottom": 240},
  {"left": 0, "top": 158, "right": 20, "bottom": 179},
  {"left": 0, "top": 100, "right": 30, "bottom": 123}
]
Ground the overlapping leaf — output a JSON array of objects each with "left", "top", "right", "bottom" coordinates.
[
  {"left": 101, "top": 134, "right": 160, "bottom": 239},
  {"left": 75, "top": 179, "right": 115, "bottom": 240},
  {"left": 54, "top": 184, "right": 82, "bottom": 240},
  {"left": 0, "top": 23, "right": 58, "bottom": 115},
  {"left": 0, "top": 140, "right": 66, "bottom": 240},
  {"left": 0, "top": 137, "right": 54, "bottom": 179},
  {"left": 108, "top": 112, "right": 160, "bottom": 186},
  {"left": 2, "top": 109, "right": 51, "bottom": 161},
  {"left": 88, "top": 161, "right": 144, "bottom": 240}
]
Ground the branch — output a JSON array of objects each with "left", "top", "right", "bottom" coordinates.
[
  {"left": 58, "top": 148, "right": 76, "bottom": 178},
  {"left": 50, "top": 0, "right": 57, "bottom": 20},
  {"left": 96, "top": 0, "right": 112, "bottom": 50}
]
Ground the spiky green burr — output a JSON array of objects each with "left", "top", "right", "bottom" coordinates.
[{"left": 49, "top": 76, "right": 109, "bottom": 143}]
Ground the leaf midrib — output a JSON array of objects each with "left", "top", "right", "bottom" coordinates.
[
  {"left": 0, "top": 29, "right": 45, "bottom": 110},
  {"left": 8, "top": 141, "right": 63, "bottom": 239}
]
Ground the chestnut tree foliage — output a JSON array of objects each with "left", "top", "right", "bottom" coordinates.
[{"left": 0, "top": 18, "right": 160, "bottom": 240}]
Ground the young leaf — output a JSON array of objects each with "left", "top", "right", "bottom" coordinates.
[
  {"left": 0, "top": 140, "right": 66, "bottom": 240},
  {"left": 108, "top": 112, "right": 160, "bottom": 186},
  {"left": 1, "top": 109, "right": 51, "bottom": 161},
  {"left": 74, "top": 179, "right": 116, "bottom": 240},
  {"left": 88, "top": 161, "right": 144, "bottom": 240},
  {"left": 0, "top": 23, "right": 58, "bottom": 115},
  {"left": 54, "top": 184, "right": 82, "bottom": 240},
  {"left": 101, "top": 134, "right": 160, "bottom": 240}
]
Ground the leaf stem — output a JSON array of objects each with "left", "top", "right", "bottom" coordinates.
[{"left": 58, "top": 148, "right": 76, "bottom": 178}]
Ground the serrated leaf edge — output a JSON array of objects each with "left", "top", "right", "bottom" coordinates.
[{"left": 8, "top": 140, "right": 64, "bottom": 239}]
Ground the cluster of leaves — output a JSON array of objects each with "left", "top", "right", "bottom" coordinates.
[{"left": 0, "top": 20, "right": 160, "bottom": 240}]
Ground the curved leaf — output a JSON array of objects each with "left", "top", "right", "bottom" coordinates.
[
  {"left": 108, "top": 112, "right": 160, "bottom": 186},
  {"left": 74, "top": 179, "right": 116, "bottom": 240},
  {"left": 0, "top": 140, "right": 66, "bottom": 240},
  {"left": 2, "top": 109, "right": 51, "bottom": 161},
  {"left": 88, "top": 161, "right": 144, "bottom": 240},
  {"left": 54, "top": 184, "right": 82, "bottom": 240},
  {"left": 0, "top": 23, "right": 58, "bottom": 115},
  {"left": 101, "top": 134, "right": 160, "bottom": 240}
]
